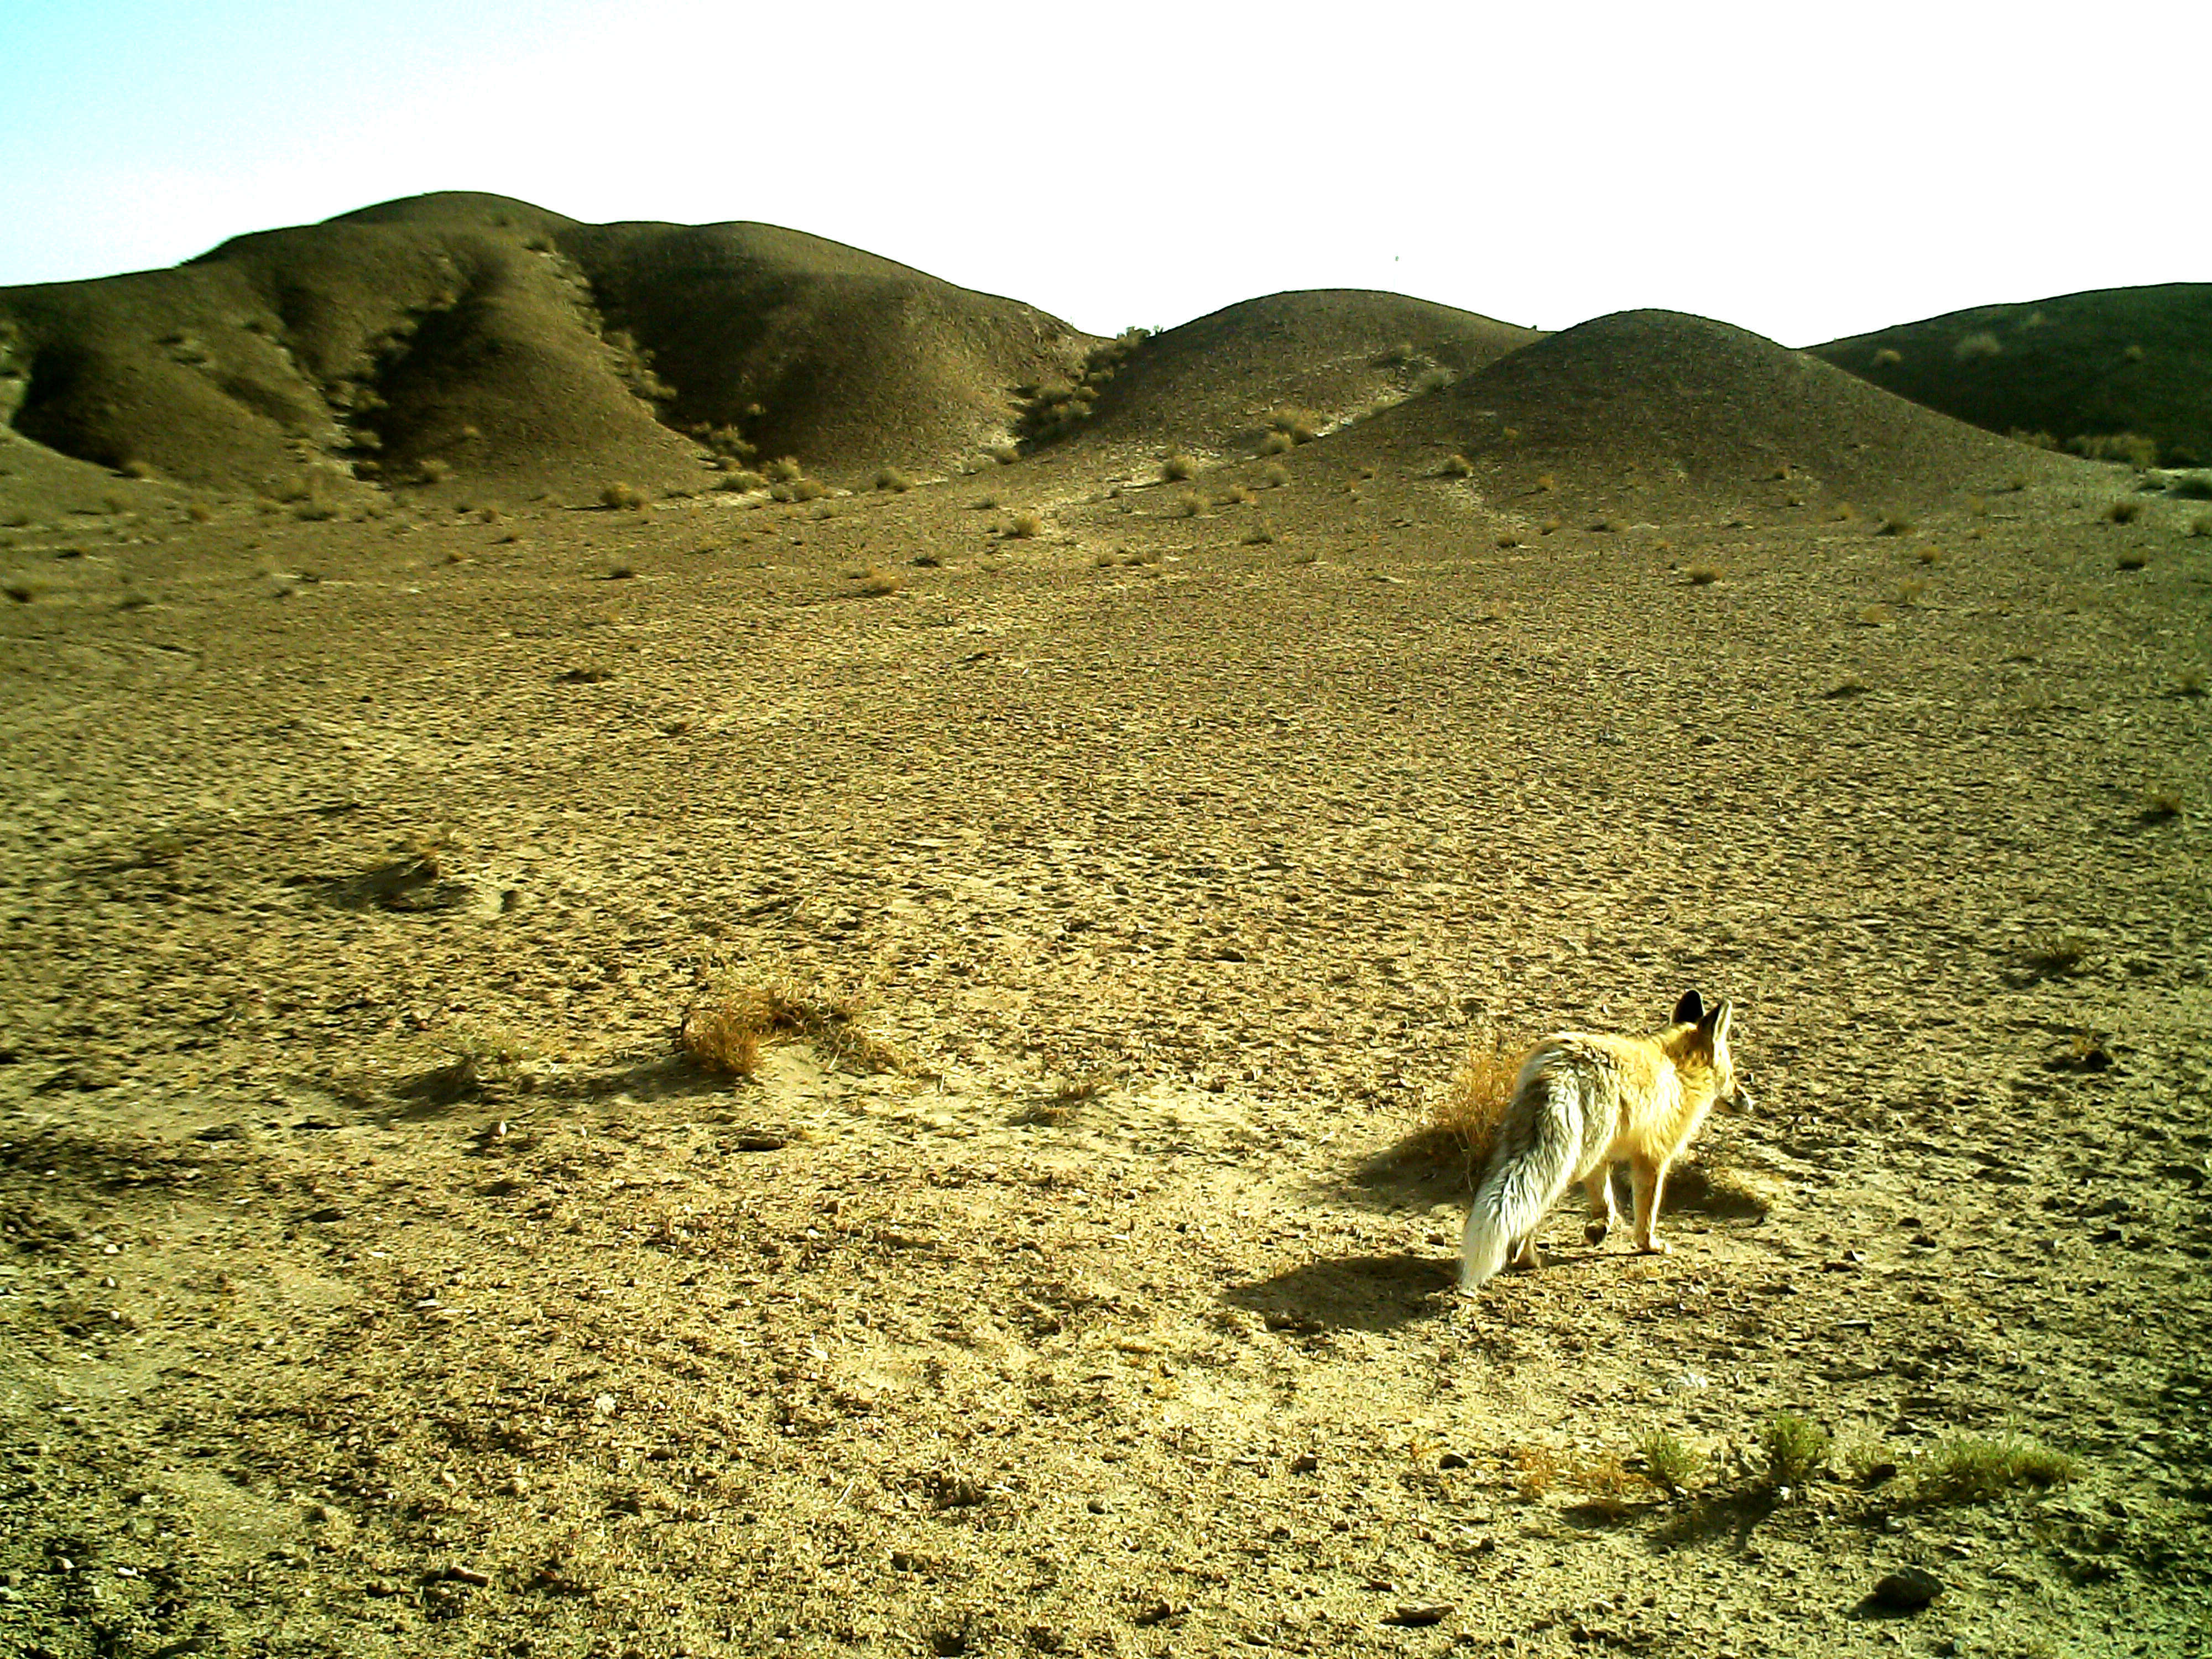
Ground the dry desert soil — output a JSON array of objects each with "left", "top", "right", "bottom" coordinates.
[{"left": 2, "top": 239, "right": 2210, "bottom": 1659}]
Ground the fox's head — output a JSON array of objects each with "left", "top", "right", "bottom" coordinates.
[{"left": 1671, "top": 990, "right": 1754, "bottom": 1113}]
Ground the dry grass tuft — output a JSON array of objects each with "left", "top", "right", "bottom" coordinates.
[
  {"left": 1686, "top": 565, "right": 1719, "bottom": 586},
  {"left": 1953, "top": 331, "right": 2003, "bottom": 361},
  {"left": 680, "top": 974, "right": 910, "bottom": 1078},
  {"left": 853, "top": 566, "right": 905, "bottom": 597},
  {"left": 1161, "top": 453, "right": 1198, "bottom": 482},
  {"left": 1874, "top": 513, "right": 1913, "bottom": 536},
  {"left": 2191, "top": 514, "right": 2212, "bottom": 538},
  {"left": 1173, "top": 492, "right": 1202, "bottom": 518},
  {"left": 874, "top": 467, "right": 914, "bottom": 493},
  {"left": 1871, "top": 347, "right": 1903, "bottom": 368},
  {"left": 1004, "top": 512, "right": 1042, "bottom": 539},
  {"left": 600, "top": 481, "right": 645, "bottom": 511},
  {"left": 1903, "top": 1435, "right": 2081, "bottom": 1506},
  {"left": 1259, "top": 431, "right": 1296, "bottom": 457},
  {"left": 2106, "top": 499, "right": 2142, "bottom": 524},
  {"left": 1413, "top": 1034, "right": 1526, "bottom": 1192},
  {"left": 1266, "top": 408, "right": 1321, "bottom": 444},
  {"left": 1242, "top": 523, "right": 1277, "bottom": 546},
  {"left": 1260, "top": 463, "right": 1290, "bottom": 489},
  {"left": 1442, "top": 453, "right": 1476, "bottom": 478},
  {"left": 2170, "top": 471, "right": 2212, "bottom": 500},
  {"left": 2117, "top": 551, "right": 2148, "bottom": 571}
]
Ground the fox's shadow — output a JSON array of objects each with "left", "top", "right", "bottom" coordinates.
[{"left": 1224, "top": 1253, "right": 1457, "bottom": 1334}]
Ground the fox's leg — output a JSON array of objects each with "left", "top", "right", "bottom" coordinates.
[
  {"left": 1511, "top": 1233, "right": 1541, "bottom": 1269},
  {"left": 1583, "top": 1167, "right": 1619, "bottom": 1245},
  {"left": 1631, "top": 1156, "right": 1673, "bottom": 1254}
]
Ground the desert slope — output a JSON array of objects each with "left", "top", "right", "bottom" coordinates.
[
  {"left": 1330, "top": 309, "right": 2073, "bottom": 505},
  {"left": 0, "top": 192, "right": 1095, "bottom": 498},
  {"left": 1812, "top": 284, "right": 2212, "bottom": 467}
]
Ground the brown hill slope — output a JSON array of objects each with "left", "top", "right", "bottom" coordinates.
[
  {"left": 0, "top": 193, "right": 1093, "bottom": 498},
  {"left": 1331, "top": 309, "right": 2073, "bottom": 505},
  {"left": 1028, "top": 290, "right": 1540, "bottom": 462},
  {"left": 1811, "top": 284, "right": 2212, "bottom": 467}
]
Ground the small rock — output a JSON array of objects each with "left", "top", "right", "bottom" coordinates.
[
  {"left": 193, "top": 1124, "right": 247, "bottom": 1142},
  {"left": 593, "top": 1393, "right": 617, "bottom": 1416},
  {"left": 305, "top": 1207, "right": 345, "bottom": 1224},
  {"left": 1289, "top": 1453, "right": 1319, "bottom": 1474},
  {"left": 1384, "top": 1605, "right": 1453, "bottom": 1627},
  {"left": 1867, "top": 1567, "right": 1943, "bottom": 1612},
  {"left": 1438, "top": 1452, "right": 1470, "bottom": 1470}
]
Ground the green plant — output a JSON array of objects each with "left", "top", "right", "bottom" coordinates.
[
  {"left": 2106, "top": 499, "right": 2142, "bottom": 524},
  {"left": 1639, "top": 1430, "right": 1705, "bottom": 1497},
  {"left": 765, "top": 456, "right": 805, "bottom": 483},
  {"left": 1953, "top": 331, "right": 2003, "bottom": 361},
  {"left": 1759, "top": 1415, "right": 1830, "bottom": 1489},
  {"left": 1872, "top": 347, "right": 1903, "bottom": 368},
  {"left": 1903, "top": 1434, "right": 2081, "bottom": 1506}
]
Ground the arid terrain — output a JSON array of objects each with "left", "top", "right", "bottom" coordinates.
[{"left": 2, "top": 201, "right": 2209, "bottom": 1659}]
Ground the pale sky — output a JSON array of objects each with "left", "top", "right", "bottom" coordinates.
[{"left": 3, "top": 0, "right": 2205, "bottom": 348}]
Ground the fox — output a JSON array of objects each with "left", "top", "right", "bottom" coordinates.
[{"left": 1459, "top": 990, "right": 1751, "bottom": 1293}]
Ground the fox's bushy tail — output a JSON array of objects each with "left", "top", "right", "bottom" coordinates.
[{"left": 1459, "top": 1052, "right": 1590, "bottom": 1291}]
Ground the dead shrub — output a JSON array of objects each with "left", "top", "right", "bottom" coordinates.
[
  {"left": 680, "top": 974, "right": 910, "bottom": 1077},
  {"left": 600, "top": 481, "right": 645, "bottom": 511}
]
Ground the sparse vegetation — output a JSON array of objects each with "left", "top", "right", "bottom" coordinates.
[
  {"left": 2106, "top": 499, "right": 2142, "bottom": 524},
  {"left": 1242, "top": 523, "right": 1276, "bottom": 546},
  {"left": 600, "top": 481, "right": 646, "bottom": 511},
  {"left": 1902, "top": 1434, "right": 2081, "bottom": 1506},
  {"left": 1442, "top": 454, "right": 1475, "bottom": 478},
  {"left": 2117, "top": 551, "right": 2148, "bottom": 571},
  {"left": 1639, "top": 1430, "right": 1705, "bottom": 1498},
  {"left": 1953, "top": 332, "right": 2003, "bottom": 361},
  {"left": 718, "top": 469, "right": 768, "bottom": 492},
  {"left": 1173, "top": 493, "right": 1202, "bottom": 518},
  {"left": 1004, "top": 512, "right": 1042, "bottom": 539},
  {"left": 1259, "top": 431, "right": 1296, "bottom": 457},
  {"left": 2171, "top": 472, "right": 2212, "bottom": 500},
  {"left": 990, "top": 443, "right": 1020, "bottom": 466},
  {"left": 418, "top": 457, "right": 453, "bottom": 484},
  {"left": 2141, "top": 786, "right": 2182, "bottom": 821},
  {"left": 2070, "top": 432, "right": 2159, "bottom": 469},
  {"left": 2022, "top": 932, "right": 2090, "bottom": 976},
  {"left": 1265, "top": 408, "right": 1321, "bottom": 445},
  {"left": 1535, "top": 473, "right": 1557, "bottom": 493},
  {"left": 1871, "top": 347, "right": 1903, "bottom": 368},
  {"left": 874, "top": 467, "right": 914, "bottom": 493},
  {"left": 765, "top": 456, "right": 805, "bottom": 484},
  {"left": 1874, "top": 513, "right": 1913, "bottom": 536},
  {"left": 1260, "top": 463, "right": 1290, "bottom": 489},
  {"left": 680, "top": 975, "right": 908, "bottom": 1078},
  {"left": 853, "top": 566, "right": 904, "bottom": 597},
  {"left": 1161, "top": 453, "right": 1197, "bottom": 482},
  {"left": 2192, "top": 514, "right": 2212, "bottom": 538},
  {"left": 1686, "top": 565, "right": 1719, "bottom": 585},
  {"left": 1759, "top": 1414, "right": 1831, "bottom": 1490}
]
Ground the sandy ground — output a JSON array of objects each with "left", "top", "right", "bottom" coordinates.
[{"left": 2, "top": 450, "right": 2209, "bottom": 1658}]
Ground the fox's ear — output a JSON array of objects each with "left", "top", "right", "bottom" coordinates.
[
  {"left": 1700, "top": 1000, "right": 1733, "bottom": 1045},
  {"left": 1672, "top": 990, "right": 1705, "bottom": 1026}
]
